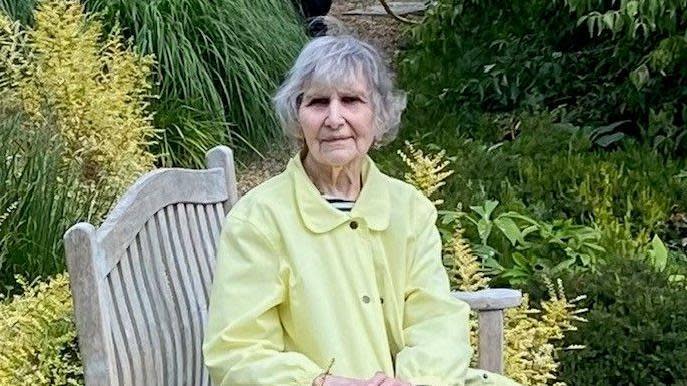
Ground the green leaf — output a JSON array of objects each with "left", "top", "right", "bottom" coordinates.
[
  {"left": 503, "top": 212, "right": 539, "bottom": 226},
  {"left": 484, "top": 256, "right": 505, "bottom": 272},
  {"left": 595, "top": 132, "right": 626, "bottom": 147},
  {"left": 552, "top": 259, "right": 576, "bottom": 273},
  {"left": 630, "top": 64, "right": 650, "bottom": 89},
  {"left": 602, "top": 12, "right": 615, "bottom": 30},
  {"left": 511, "top": 252, "right": 530, "bottom": 268},
  {"left": 471, "top": 200, "right": 499, "bottom": 219},
  {"left": 592, "top": 120, "right": 630, "bottom": 136},
  {"left": 494, "top": 216, "right": 522, "bottom": 245},
  {"left": 648, "top": 234, "right": 668, "bottom": 271},
  {"left": 477, "top": 218, "right": 493, "bottom": 245},
  {"left": 626, "top": 1, "right": 639, "bottom": 17}
]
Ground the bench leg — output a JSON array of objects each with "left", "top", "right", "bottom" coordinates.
[{"left": 478, "top": 310, "right": 504, "bottom": 374}]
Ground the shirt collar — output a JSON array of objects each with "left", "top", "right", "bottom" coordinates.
[{"left": 288, "top": 151, "right": 390, "bottom": 233}]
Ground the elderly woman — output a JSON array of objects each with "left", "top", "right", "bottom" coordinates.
[{"left": 203, "top": 35, "right": 520, "bottom": 386}]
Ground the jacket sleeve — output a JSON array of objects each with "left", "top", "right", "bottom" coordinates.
[
  {"left": 395, "top": 200, "right": 473, "bottom": 386},
  {"left": 202, "top": 215, "right": 323, "bottom": 386}
]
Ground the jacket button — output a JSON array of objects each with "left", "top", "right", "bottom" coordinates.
[
  {"left": 362, "top": 295, "right": 370, "bottom": 303},
  {"left": 349, "top": 221, "right": 358, "bottom": 229}
]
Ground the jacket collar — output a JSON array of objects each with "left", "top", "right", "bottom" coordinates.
[{"left": 288, "top": 151, "right": 390, "bottom": 233}]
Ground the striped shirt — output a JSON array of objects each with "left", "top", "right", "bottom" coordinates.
[{"left": 322, "top": 194, "right": 355, "bottom": 212}]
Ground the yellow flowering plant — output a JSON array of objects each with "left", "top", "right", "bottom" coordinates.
[
  {"left": 397, "top": 141, "right": 454, "bottom": 205},
  {"left": 0, "top": 0, "right": 156, "bottom": 219},
  {"left": 0, "top": 274, "right": 83, "bottom": 386},
  {"left": 0, "top": 1, "right": 158, "bottom": 383},
  {"left": 398, "top": 141, "right": 587, "bottom": 386}
]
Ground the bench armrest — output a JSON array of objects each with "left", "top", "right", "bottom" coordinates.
[
  {"left": 452, "top": 288, "right": 522, "bottom": 311},
  {"left": 451, "top": 288, "right": 523, "bottom": 375}
]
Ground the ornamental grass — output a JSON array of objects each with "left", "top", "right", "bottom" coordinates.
[{"left": 82, "top": 0, "right": 308, "bottom": 166}]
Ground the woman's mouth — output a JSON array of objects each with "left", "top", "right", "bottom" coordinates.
[{"left": 322, "top": 137, "right": 352, "bottom": 143}]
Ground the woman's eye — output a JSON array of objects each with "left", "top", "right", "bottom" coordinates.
[
  {"left": 308, "top": 98, "right": 328, "bottom": 106},
  {"left": 341, "top": 97, "right": 360, "bottom": 104}
]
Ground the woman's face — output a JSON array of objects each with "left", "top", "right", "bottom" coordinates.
[{"left": 297, "top": 73, "right": 376, "bottom": 167}]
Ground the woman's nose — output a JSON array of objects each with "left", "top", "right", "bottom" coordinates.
[{"left": 324, "top": 100, "right": 345, "bottom": 128}]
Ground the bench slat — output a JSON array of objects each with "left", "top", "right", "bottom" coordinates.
[
  {"left": 174, "top": 203, "right": 208, "bottom": 386},
  {"left": 120, "top": 245, "right": 156, "bottom": 385},
  {"left": 194, "top": 204, "right": 217, "bottom": 302},
  {"left": 148, "top": 215, "right": 185, "bottom": 386},
  {"left": 107, "top": 262, "right": 140, "bottom": 385},
  {"left": 129, "top": 236, "right": 164, "bottom": 384},
  {"left": 185, "top": 203, "right": 217, "bottom": 386},
  {"left": 187, "top": 204, "right": 214, "bottom": 305},
  {"left": 139, "top": 221, "right": 175, "bottom": 385},
  {"left": 159, "top": 206, "right": 196, "bottom": 385}
]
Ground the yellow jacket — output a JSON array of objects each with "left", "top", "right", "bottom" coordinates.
[{"left": 203, "top": 152, "right": 473, "bottom": 386}]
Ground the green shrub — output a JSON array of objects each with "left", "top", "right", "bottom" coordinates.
[
  {"left": 398, "top": 142, "right": 588, "bottom": 385},
  {"left": 0, "top": 274, "right": 82, "bottom": 385},
  {"left": 398, "top": 0, "right": 687, "bottom": 153},
  {"left": 0, "top": 0, "right": 154, "bottom": 286},
  {"left": 440, "top": 200, "right": 604, "bottom": 287},
  {"left": 376, "top": 116, "right": 687, "bottom": 261},
  {"left": 557, "top": 258, "right": 687, "bottom": 385},
  {"left": 514, "top": 138, "right": 686, "bottom": 258},
  {"left": 83, "top": 0, "right": 308, "bottom": 166}
]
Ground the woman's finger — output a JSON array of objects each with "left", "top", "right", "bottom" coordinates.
[
  {"left": 365, "top": 371, "right": 390, "bottom": 386},
  {"left": 378, "top": 378, "right": 400, "bottom": 386}
]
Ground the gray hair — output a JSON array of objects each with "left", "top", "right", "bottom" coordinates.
[{"left": 273, "top": 35, "right": 407, "bottom": 148}]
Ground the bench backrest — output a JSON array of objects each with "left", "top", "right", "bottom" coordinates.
[{"left": 64, "top": 146, "right": 238, "bottom": 386}]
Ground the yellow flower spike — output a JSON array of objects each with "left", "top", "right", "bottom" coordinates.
[
  {"left": 2, "top": 0, "right": 156, "bottom": 221},
  {"left": 397, "top": 141, "right": 454, "bottom": 205},
  {"left": 445, "top": 227, "right": 490, "bottom": 292}
]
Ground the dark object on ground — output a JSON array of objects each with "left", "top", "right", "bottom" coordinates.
[
  {"left": 292, "top": 0, "right": 332, "bottom": 36},
  {"left": 296, "top": 0, "right": 332, "bottom": 18}
]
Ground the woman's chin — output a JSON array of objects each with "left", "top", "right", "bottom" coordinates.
[{"left": 317, "top": 149, "right": 360, "bottom": 167}]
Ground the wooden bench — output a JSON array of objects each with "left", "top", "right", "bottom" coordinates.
[{"left": 64, "top": 145, "right": 522, "bottom": 386}]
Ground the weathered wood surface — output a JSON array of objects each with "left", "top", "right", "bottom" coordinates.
[
  {"left": 453, "top": 289, "right": 523, "bottom": 374},
  {"left": 478, "top": 310, "right": 505, "bottom": 374},
  {"left": 65, "top": 145, "right": 236, "bottom": 386},
  {"left": 453, "top": 288, "right": 522, "bottom": 311}
]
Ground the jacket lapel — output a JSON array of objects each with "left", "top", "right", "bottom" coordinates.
[{"left": 288, "top": 152, "right": 391, "bottom": 233}]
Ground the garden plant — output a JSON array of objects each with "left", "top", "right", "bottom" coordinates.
[{"left": 1, "top": 0, "right": 687, "bottom": 384}]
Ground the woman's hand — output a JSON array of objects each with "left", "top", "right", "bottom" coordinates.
[
  {"left": 364, "top": 371, "right": 413, "bottom": 386},
  {"left": 314, "top": 372, "right": 412, "bottom": 386}
]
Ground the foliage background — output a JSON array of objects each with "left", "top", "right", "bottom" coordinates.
[{"left": 1, "top": 0, "right": 686, "bottom": 384}]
